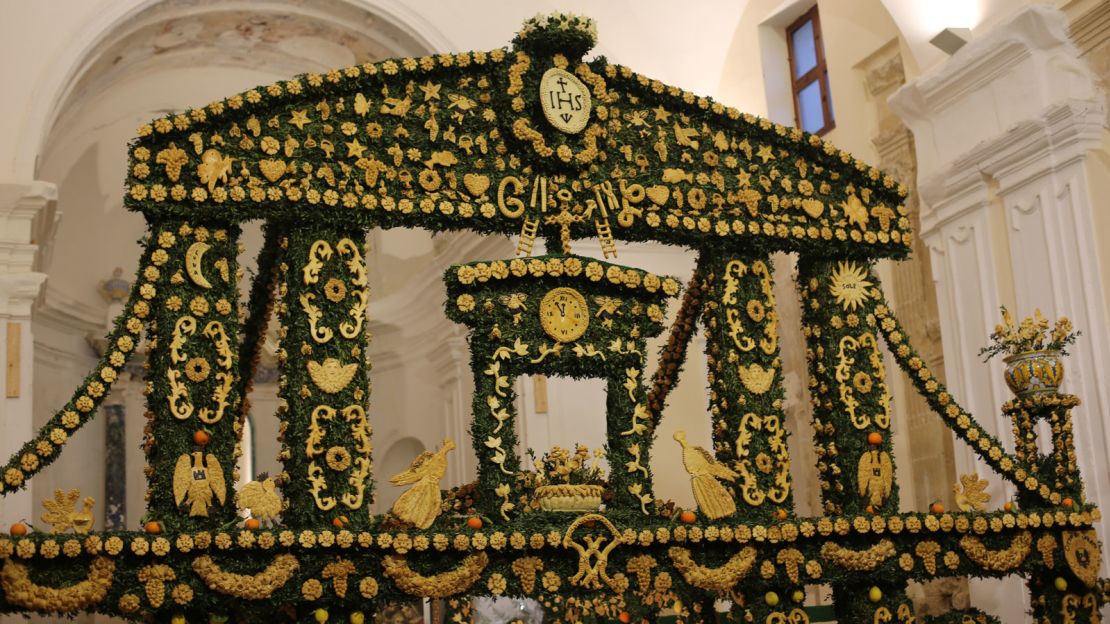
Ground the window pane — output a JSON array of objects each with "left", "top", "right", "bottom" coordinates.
[
  {"left": 791, "top": 19, "right": 817, "bottom": 78},
  {"left": 797, "top": 80, "right": 825, "bottom": 133}
]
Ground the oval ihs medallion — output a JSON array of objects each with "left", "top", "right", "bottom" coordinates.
[{"left": 539, "top": 67, "right": 592, "bottom": 134}]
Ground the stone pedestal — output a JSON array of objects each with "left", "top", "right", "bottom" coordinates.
[{"left": 891, "top": 5, "right": 1110, "bottom": 621}]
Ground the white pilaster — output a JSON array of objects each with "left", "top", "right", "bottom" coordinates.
[
  {"left": 428, "top": 330, "right": 476, "bottom": 487},
  {"left": 891, "top": 6, "right": 1110, "bottom": 621},
  {"left": 0, "top": 181, "right": 51, "bottom": 537}
]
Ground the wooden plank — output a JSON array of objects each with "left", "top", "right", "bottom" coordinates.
[
  {"left": 6, "top": 322, "right": 19, "bottom": 398},
  {"left": 532, "top": 375, "right": 548, "bottom": 414}
]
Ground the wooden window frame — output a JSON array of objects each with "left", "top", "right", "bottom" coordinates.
[{"left": 786, "top": 5, "right": 835, "bottom": 136}]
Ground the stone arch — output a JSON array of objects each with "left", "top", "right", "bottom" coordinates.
[
  {"left": 375, "top": 436, "right": 426, "bottom": 511},
  {"left": 17, "top": 0, "right": 453, "bottom": 179},
  {"left": 34, "top": 0, "right": 450, "bottom": 292}
]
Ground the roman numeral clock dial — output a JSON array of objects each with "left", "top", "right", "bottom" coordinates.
[{"left": 539, "top": 287, "right": 589, "bottom": 343}]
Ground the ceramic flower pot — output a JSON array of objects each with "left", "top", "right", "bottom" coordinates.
[
  {"left": 535, "top": 484, "right": 604, "bottom": 512},
  {"left": 1003, "top": 349, "right": 1063, "bottom": 398}
]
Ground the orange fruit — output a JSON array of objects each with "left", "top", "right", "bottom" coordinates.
[
  {"left": 9, "top": 522, "right": 27, "bottom": 536},
  {"left": 244, "top": 518, "right": 261, "bottom": 530},
  {"left": 618, "top": 612, "right": 631, "bottom": 624},
  {"left": 193, "top": 430, "right": 211, "bottom": 446},
  {"left": 1003, "top": 501, "right": 1014, "bottom": 512},
  {"left": 867, "top": 432, "right": 883, "bottom": 445},
  {"left": 679, "top": 510, "right": 697, "bottom": 524},
  {"left": 865, "top": 505, "right": 875, "bottom": 514},
  {"left": 332, "top": 516, "right": 348, "bottom": 529},
  {"left": 1062, "top": 498, "right": 1074, "bottom": 508},
  {"left": 145, "top": 521, "right": 162, "bottom": 534},
  {"left": 774, "top": 509, "right": 788, "bottom": 520},
  {"left": 930, "top": 502, "right": 944, "bottom": 514},
  {"left": 466, "top": 516, "right": 483, "bottom": 530}
]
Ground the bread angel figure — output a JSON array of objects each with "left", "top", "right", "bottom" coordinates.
[{"left": 389, "top": 439, "right": 456, "bottom": 529}]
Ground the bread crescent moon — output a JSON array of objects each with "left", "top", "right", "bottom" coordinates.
[{"left": 186, "top": 242, "right": 213, "bottom": 289}]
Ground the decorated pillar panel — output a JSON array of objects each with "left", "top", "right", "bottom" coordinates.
[
  {"left": 700, "top": 254, "right": 792, "bottom": 521},
  {"left": 1027, "top": 527, "right": 1105, "bottom": 623},
  {"left": 793, "top": 258, "right": 918, "bottom": 624},
  {"left": 275, "top": 226, "right": 373, "bottom": 528},
  {"left": 144, "top": 222, "right": 243, "bottom": 529},
  {"left": 835, "top": 591, "right": 916, "bottom": 623},
  {"left": 445, "top": 254, "right": 677, "bottom": 520},
  {"left": 797, "top": 259, "right": 899, "bottom": 517},
  {"left": 1005, "top": 394, "right": 1099, "bottom": 618}
]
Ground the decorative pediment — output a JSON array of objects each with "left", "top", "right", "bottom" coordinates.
[{"left": 127, "top": 16, "right": 911, "bottom": 259}]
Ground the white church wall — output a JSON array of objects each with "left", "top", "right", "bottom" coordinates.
[{"left": 891, "top": 4, "right": 1110, "bottom": 620}]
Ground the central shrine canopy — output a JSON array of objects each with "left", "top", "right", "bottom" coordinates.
[{"left": 0, "top": 12, "right": 1103, "bottom": 624}]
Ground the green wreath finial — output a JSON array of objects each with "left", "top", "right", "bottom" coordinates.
[{"left": 515, "top": 13, "right": 598, "bottom": 58}]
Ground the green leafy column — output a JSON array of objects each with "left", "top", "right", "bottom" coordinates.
[
  {"left": 796, "top": 258, "right": 913, "bottom": 620},
  {"left": 466, "top": 337, "right": 526, "bottom": 522},
  {"left": 700, "top": 253, "right": 798, "bottom": 621},
  {"left": 275, "top": 224, "right": 373, "bottom": 528},
  {"left": 604, "top": 357, "right": 656, "bottom": 513},
  {"left": 144, "top": 221, "right": 243, "bottom": 530}
]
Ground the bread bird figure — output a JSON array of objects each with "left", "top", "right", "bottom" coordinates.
[
  {"left": 953, "top": 473, "right": 991, "bottom": 512},
  {"left": 673, "top": 430, "right": 738, "bottom": 520},
  {"left": 236, "top": 474, "right": 282, "bottom": 525},
  {"left": 389, "top": 439, "right": 456, "bottom": 529},
  {"left": 173, "top": 451, "right": 227, "bottom": 517},
  {"left": 857, "top": 449, "right": 893, "bottom": 508},
  {"left": 40, "top": 489, "right": 96, "bottom": 534},
  {"left": 71, "top": 497, "right": 95, "bottom": 534},
  {"left": 840, "top": 193, "right": 870, "bottom": 228}
]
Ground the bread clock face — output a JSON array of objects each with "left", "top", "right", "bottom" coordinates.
[{"left": 539, "top": 287, "right": 589, "bottom": 343}]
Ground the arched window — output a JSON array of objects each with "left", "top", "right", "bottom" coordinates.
[{"left": 786, "top": 5, "right": 835, "bottom": 135}]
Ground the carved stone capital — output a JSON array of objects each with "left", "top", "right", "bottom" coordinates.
[
  {"left": 864, "top": 54, "right": 905, "bottom": 97},
  {"left": 0, "top": 180, "right": 56, "bottom": 275},
  {"left": 0, "top": 273, "right": 47, "bottom": 319},
  {"left": 890, "top": 5, "right": 1102, "bottom": 186}
]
